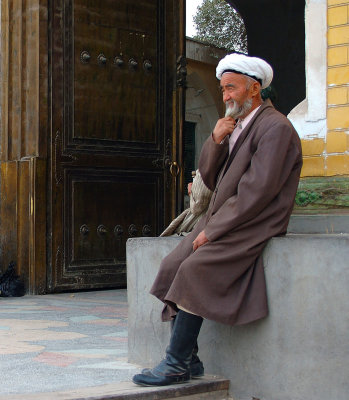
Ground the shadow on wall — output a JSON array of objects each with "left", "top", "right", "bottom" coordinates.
[{"left": 228, "top": 0, "right": 306, "bottom": 115}]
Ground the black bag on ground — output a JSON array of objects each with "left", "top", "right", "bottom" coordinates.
[{"left": 0, "top": 261, "right": 25, "bottom": 297}]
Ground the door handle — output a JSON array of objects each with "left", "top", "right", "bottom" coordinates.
[
  {"left": 152, "top": 157, "right": 180, "bottom": 177},
  {"left": 169, "top": 161, "right": 180, "bottom": 177}
]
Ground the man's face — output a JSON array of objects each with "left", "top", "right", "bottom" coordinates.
[{"left": 220, "top": 73, "right": 253, "bottom": 119}]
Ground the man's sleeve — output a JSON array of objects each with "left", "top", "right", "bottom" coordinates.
[
  {"left": 204, "top": 123, "right": 302, "bottom": 242},
  {"left": 198, "top": 134, "right": 229, "bottom": 192}
]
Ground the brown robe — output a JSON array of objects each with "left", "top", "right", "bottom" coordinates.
[{"left": 150, "top": 99, "right": 303, "bottom": 326}]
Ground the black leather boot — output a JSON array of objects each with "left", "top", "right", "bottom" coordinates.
[
  {"left": 190, "top": 341, "right": 204, "bottom": 378},
  {"left": 132, "top": 310, "right": 203, "bottom": 386},
  {"left": 141, "top": 318, "right": 204, "bottom": 378},
  {"left": 175, "top": 316, "right": 204, "bottom": 378}
]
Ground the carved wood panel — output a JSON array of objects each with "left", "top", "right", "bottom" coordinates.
[
  {"left": 69, "top": 170, "right": 158, "bottom": 264},
  {"left": 72, "top": 0, "right": 158, "bottom": 146}
]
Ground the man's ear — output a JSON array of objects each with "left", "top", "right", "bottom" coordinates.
[{"left": 250, "top": 82, "right": 261, "bottom": 97}]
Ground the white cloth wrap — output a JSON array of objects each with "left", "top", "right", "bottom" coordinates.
[
  {"left": 216, "top": 53, "right": 273, "bottom": 89},
  {"left": 160, "top": 170, "right": 212, "bottom": 237}
]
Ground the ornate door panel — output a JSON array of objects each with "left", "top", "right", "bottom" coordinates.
[{"left": 49, "top": 0, "right": 184, "bottom": 291}]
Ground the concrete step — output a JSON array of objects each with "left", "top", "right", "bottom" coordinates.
[{"left": 0, "top": 376, "right": 230, "bottom": 400}]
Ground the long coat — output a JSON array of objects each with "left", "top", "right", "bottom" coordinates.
[{"left": 151, "top": 99, "right": 303, "bottom": 326}]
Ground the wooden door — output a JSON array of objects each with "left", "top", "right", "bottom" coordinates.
[{"left": 48, "top": 0, "right": 185, "bottom": 292}]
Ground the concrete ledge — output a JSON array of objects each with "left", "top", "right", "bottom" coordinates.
[
  {"left": 127, "top": 235, "right": 349, "bottom": 400},
  {"left": 289, "top": 214, "right": 349, "bottom": 233},
  {"left": 0, "top": 378, "right": 230, "bottom": 400}
]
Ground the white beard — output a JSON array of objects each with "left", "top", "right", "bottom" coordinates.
[{"left": 225, "top": 98, "right": 253, "bottom": 120}]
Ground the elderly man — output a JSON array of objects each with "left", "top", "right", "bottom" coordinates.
[{"left": 133, "top": 53, "right": 303, "bottom": 386}]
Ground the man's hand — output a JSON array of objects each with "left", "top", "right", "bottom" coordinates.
[
  {"left": 187, "top": 182, "right": 193, "bottom": 196},
  {"left": 192, "top": 230, "right": 209, "bottom": 251},
  {"left": 212, "top": 117, "right": 236, "bottom": 144}
]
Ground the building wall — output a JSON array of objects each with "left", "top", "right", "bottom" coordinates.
[
  {"left": 293, "top": 0, "right": 349, "bottom": 178},
  {"left": 185, "top": 39, "right": 226, "bottom": 167},
  {"left": 288, "top": 0, "right": 349, "bottom": 214}
]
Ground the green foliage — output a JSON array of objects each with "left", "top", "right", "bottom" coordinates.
[
  {"left": 294, "top": 177, "right": 349, "bottom": 213},
  {"left": 193, "top": 0, "right": 247, "bottom": 53}
]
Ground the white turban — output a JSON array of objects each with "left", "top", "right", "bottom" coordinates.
[{"left": 216, "top": 53, "right": 273, "bottom": 89}]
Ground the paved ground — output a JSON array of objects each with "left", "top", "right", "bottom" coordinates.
[{"left": 0, "top": 289, "right": 142, "bottom": 396}]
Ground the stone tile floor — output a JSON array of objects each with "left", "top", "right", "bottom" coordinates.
[{"left": 0, "top": 289, "right": 142, "bottom": 396}]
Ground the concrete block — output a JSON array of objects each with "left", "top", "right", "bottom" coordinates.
[
  {"left": 328, "top": 66, "right": 349, "bottom": 87},
  {"left": 326, "top": 154, "right": 349, "bottom": 176},
  {"left": 328, "top": 0, "right": 348, "bottom": 6},
  {"left": 300, "top": 138, "right": 325, "bottom": 157},
  {"left": 328, "top": 5, "right": 348, "bottom": 26},
  {"left": 328, "top": 106, "right": 349, "bottom": 131},
  {"left": 328, "top": 25, "right": 349, "bottom": 46},
  {"left": 127, "top": 235, "right": 349, "bottom": 400},
  {"left": 326, "top": 131, "right": 348, "bottom": 154},
  {"left": 328, "top": 86, "right": 348, "bottom": 105},
  {"left": 289, "top": 214, "right": 349, "bottom": 234},
  {"left": 328, "top": 47, "right": 348, "bottom": 67},
  {"left": 300, "top": 156, "right": 325, "bottom": 178},
  {"left": 127, "top": 237, "right": 182, "bottom": 366}
]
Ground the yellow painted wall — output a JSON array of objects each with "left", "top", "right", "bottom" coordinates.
[
  {"left": 326, "top": 0, "right": 349, "bottom": 176},
  {"left": 301, "top": 1, "right": 349, "bottom": 177}
]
